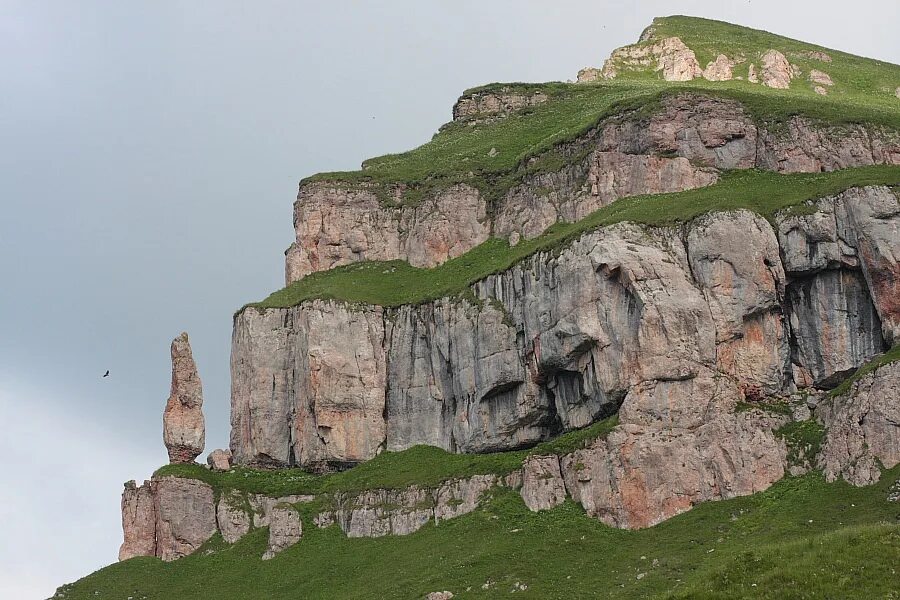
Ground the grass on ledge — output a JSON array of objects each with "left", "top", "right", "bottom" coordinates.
[
  {"left": 58, "top": 466, "right": 900, "bottom": 600},
  {"left": 828, "top": 344, "right": 900, "bottom": 398},
  {"left": 154, "top": 415, "right": 622, "bottom": 497},
  {"left": 246, "top": 166, "right": 900, "bottom": 311}
]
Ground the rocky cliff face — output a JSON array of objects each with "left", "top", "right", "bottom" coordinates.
[
  {"left": 235, "top": 185, "right": 900, "bottom": 472},
  {"left": 285, "top": 94, "right": 900, "bottom": 282}
]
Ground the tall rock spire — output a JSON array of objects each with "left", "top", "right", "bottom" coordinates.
[{"left": 163, "top": 332, "right": 205, "bottom": 463}]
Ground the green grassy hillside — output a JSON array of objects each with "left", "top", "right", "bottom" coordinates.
[
  {"left": 300, "top": 16, "right": 900, "bottom": 207},
  {"left": 55, "top": 467, "right": 900, "bottom": 600},
  {"left": 248, "top": 166, "right": 900, "bottom": 311}
]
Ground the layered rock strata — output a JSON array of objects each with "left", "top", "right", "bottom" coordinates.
[
  {"left": 237, "top": 186, "right": 900, "bottom": 473},
  {"left": 285, "top": 94, "right": 900, "bottom": 282},
  {"left": 163, "top": 332, "right": 205, "bottom": 464}
]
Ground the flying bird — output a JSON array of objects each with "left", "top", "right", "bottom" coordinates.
[{"left": 103, "top": 370, "right": 110, "bottom": 378}]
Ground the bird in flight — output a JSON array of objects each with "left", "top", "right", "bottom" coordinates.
[{"left": 103, "top": 370, "right": 110, "bottom": 378}]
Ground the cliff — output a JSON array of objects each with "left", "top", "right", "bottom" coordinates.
[{"left": 57, "top": 14, "right": 900, "bottom": 600}]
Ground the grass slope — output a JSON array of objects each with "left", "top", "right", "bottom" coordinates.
[
  {"left": 301, "top": 16, "right": 900, "bottom": 203},
  {"left": 247, "top": 166, "right": 900, "bottom": 310},
  {"left": 56, "top": 467, "right": 900, "bottom": 600}
]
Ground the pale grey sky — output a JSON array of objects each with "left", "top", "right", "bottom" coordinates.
[{"left": 1, "top": 1, "right": 898, "bottom": 597}]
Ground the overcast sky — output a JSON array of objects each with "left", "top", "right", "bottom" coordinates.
[{"left": 2, "top": 1, "right": 898, "bottom": 598}]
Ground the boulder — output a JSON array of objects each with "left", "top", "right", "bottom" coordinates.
[
  {"left": 163, "top": 332, "right": 205, "bottom": 464},
  {"left": 206, "top": 448, "right": 232, "bottom": 471},
  {"left": 702, "top": 54, "right": 735, "bottom": 81},
  {"left": 759, "top": 50, "right": 793, "bottom": 89}
]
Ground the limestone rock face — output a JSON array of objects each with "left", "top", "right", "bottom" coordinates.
[
  {"left": 235, "top": 186, "right": 897, "bottom": 469},
  {"left": 759, "top": 50, "right": 794, "bottom": 89},
  {"left": 215, "top": 491, "right": 251, "bottom": 544},
  {"left": 286, "top": 93, "right": 899, "bottom": 284},
  {"left": 163, "top": 332, "right": 205, "bottom": 464},
  {"left": 262, "top": 504, "right": 302, "bottom": 559},
  {"left": 819, "top": 361, "right": 900, "bottom": 485},
  {"left": 153, "top": 477, "right": 216, "bottom": 561},
  {"left": 119, "top": 480, "right": 156, "bottom": 561},
  {"left": 561, "top": 412, "right": 786, "bottom": 528},
  {"left": 285, "top": 182, "right": 489, "bottom": 282},
  {"left": 520, "top": 455, "right": 566, "bottom": 511},
  {"left": 230, "top": 301, "right": 387, "bottom": 469}
]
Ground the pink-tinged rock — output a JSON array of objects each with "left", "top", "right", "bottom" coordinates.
[
  {"left": 153, "top": 476, "right": 216, "bottom": 561},
  {"left": 163, "top": 332, "right": 205, "bottom": 464},
  {"left": 452, "top": 88, "right": 548, "bottom": 122},
  {"left": 118, "top": 480, "right": 156, "bottom": 561},
  {"left": 600, "top": 36, "right": 702, "bottom": 82},
  {"left": 759, "top": 50, "right": 793, "bottom": 89},
  {"left": 561, "top": 413, "right": 786, "bottom": 529},
  {"left": 206, "top": 448, "right": 232, "bottom": 471},
  {"left": 262, "top": 504, "right": 302, "bottom": 560},
  {"left": 520, "top": 455, "right": 566, "bottom": 511},
  {"left": 819, "top": 361, "right": 900, "bottom": 485},
  {"left": 702, "top": 54, "right": 735, "bottom": 81}
]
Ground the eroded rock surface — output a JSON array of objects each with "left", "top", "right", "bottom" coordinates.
[
  {"left": 520, "top": 455, "right": 566, "bottom": 511},
  {"left": 153, "top": 477, "right": 216, "bottom": 561},
  {"left": 452, "top": 88, "right": 548, "bottom": 123},
  {"left": 119, "top": 480, "right": 156, "bottom": 561},
  {"left": 262, "top": 504, "right": 302, "bottom": 559},
  {"left": 163, "top": 332, "right": 205, "bottom": 464},
  {"left": 237, "top": 186, "right": 900, "bottom": 471},
  {"left": 819, "top": 361, "right": 900, "bottom": 485},
  {"left": 207, "top": 448, "right": 232, "bottom": 471}
]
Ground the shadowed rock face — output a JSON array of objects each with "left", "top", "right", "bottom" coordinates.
[
  {"left": 163, "top": 332, "right": 205, "bottom": 464},
  {"left": 285, "top": 94, "right": 900, "bottom": 283},
  {"left": 233, "top": 186, "right": 900, "bottom": 471},
  {"left": 153, "top": 477, "right": 216, "bottom": 561}
]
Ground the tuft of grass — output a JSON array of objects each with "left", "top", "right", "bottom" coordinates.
[
  {"left": 530, "top": 414, "right": 620, "bottom": 456},
  {"left": 828, "top": 344, "right": 900, "bottom": 398},
  {"left": 56, "top": 467, "right": 900, "bottom": 599},
  {"left": 246, "top": 166, "right": 900, "bottom": 311},
  {"left": 776, "top": 420, "right": 826, "bottom": 468}
]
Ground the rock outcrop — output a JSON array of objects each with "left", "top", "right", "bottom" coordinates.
[
  {"left": 600, "top": 36, "right": 702, "bottom": 82},
  {"left": 163, "top": 332, "right": 205, "bottom": 464},
  {"left": 286, "top": 94, "right": 900, "bottom": 283},
  {"left": 206, "top": 448, "right": 232, "bottom": 471},
  {"left": 818, "top": 360, "right": 900, "bottom": 485},
  {"left": 452, "top": 87, "right": 548, "bottom": 123},
  {"left": 759, "top": 49, "right": 794, "bottom": 89},
  {"left": 520, "top": 455, "right": 567, "bottom": 511},
  {"left": 262, "top": 504, "right": 302, "bottom": 559},
  {"left": 237, "top": 186, "right": 900, "bottom": 470},
  {"left": 119, "top": 480, "right": 156, "bottom": 561},
  {"left": 153, "top": 477, "right": 217, "bottom": 561}
]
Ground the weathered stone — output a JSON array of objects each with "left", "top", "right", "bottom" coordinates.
[
  {"left": 426, "top": 592, "right": 454, "bottom": 600},
  {"left": 759, "top": 50, "right": 793, "bottom": 89},
  {"left": 163, "top": 332, "right": 205, "bottom": 464},
  {"left": 576, "top": 67, "right": 601, "bottom": 83},
  {"left": 249, "top": 494, "right": 316, "bottom": 528},
  {"left": 819, "top": 361, "right": 900, "bottom": 485},
  {"left": 809, "top": 69, "right": 834, "bottom": 86},
  {"left": 452, "top": 88, "right": 548, "bottom": 122},
  {"left": 336, "top": 486, "right": 434, "bottom": 538},
  {"left": 561, "top": 413, "right": 786, "bottom": 528},
  {"left": 216, "top": 491, "right": 251, "bottom": 544},
  {"left": 119, "top": 480, "right": 156, "bottom": 561},
  {"left": 285, "top": 182, "right": 489, "bottom": 283},
  {"left": 153, "top": 477, "right": 216, "bottom": 561},
  {"left": 262, "top": 504, "right": 302, "bottom": 559},
  {"left": 814, "top": 85, "right": 828, "bottom": 96},
  {"left": 601, "top": 36, "right": 702, "bottom": 82},
  {"left": 806, "top": 50, "right": 832, "bottom": 63},
  {"left": 434, "top": 475, "right": 498, "bottom": 522},
  {"left": 520, "top": 455, "right": 566, "bottom": 511},
  {"left": 748, "top": 63, "right": 759, "bottom": 83},
  {"left": 702, "top": 54, "right": 735, "bottom": 81},
  {"left": 206, "top": 448, "right": 232, "bottom": 471}
]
